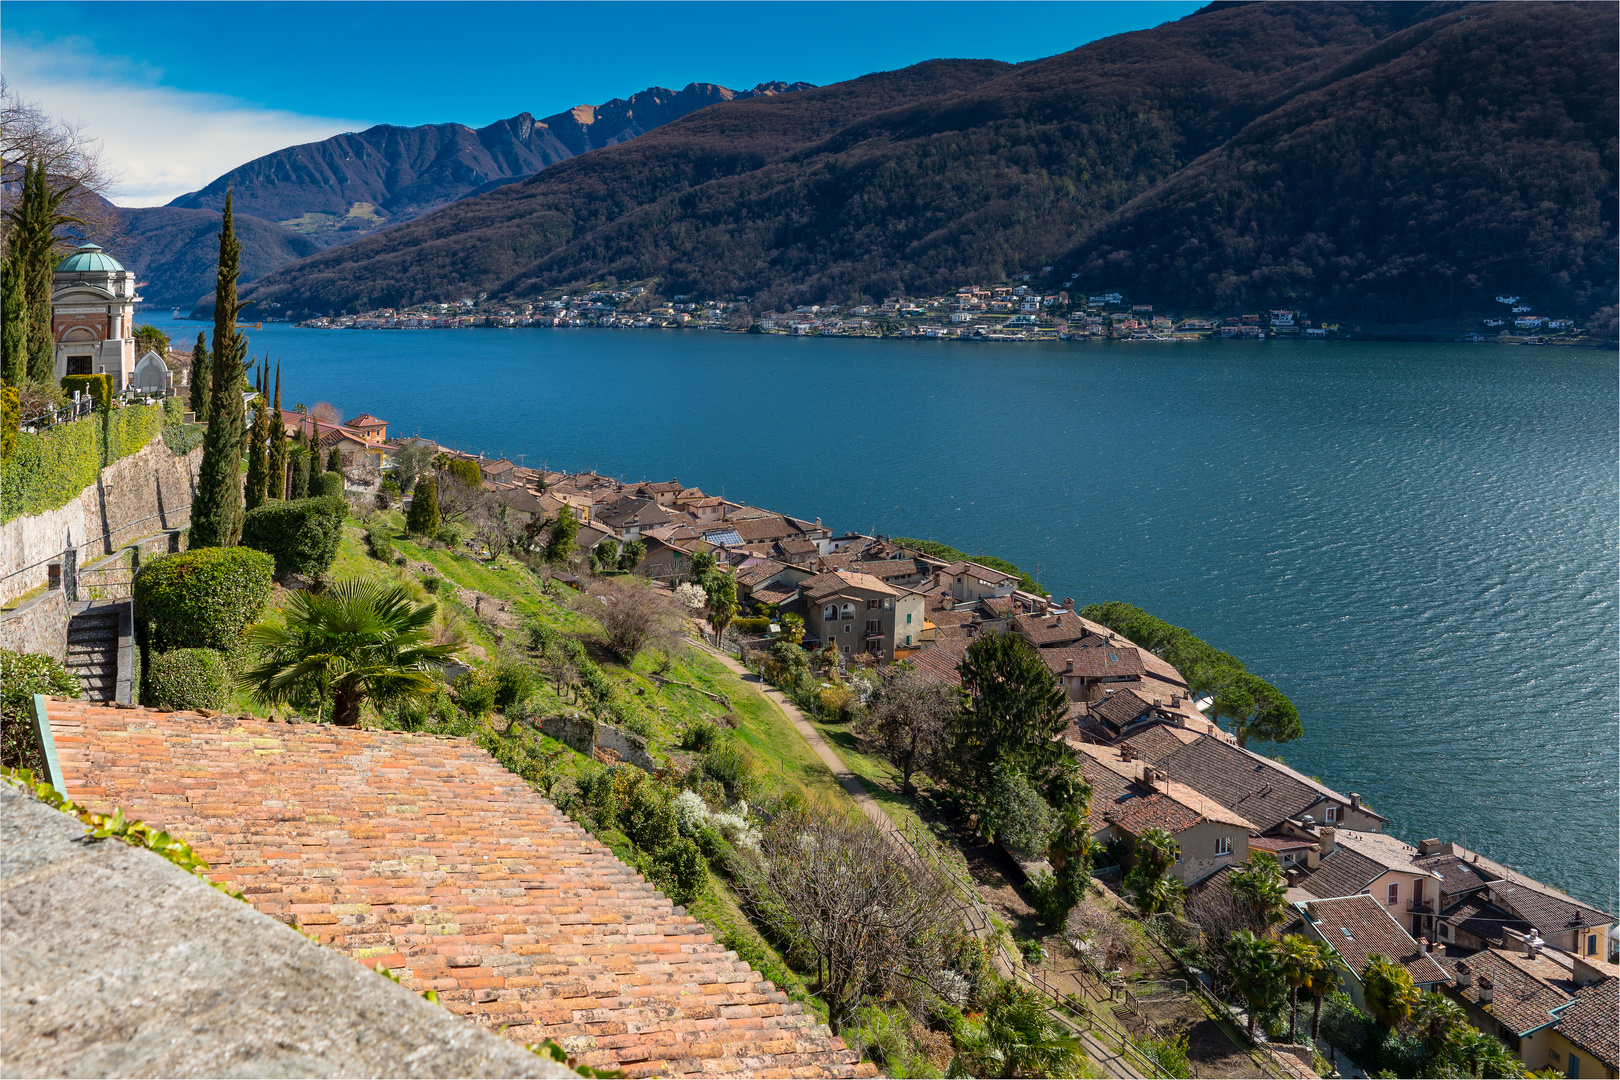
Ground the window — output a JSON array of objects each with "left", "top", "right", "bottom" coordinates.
[
  {"left": 1215, "top": 836, "right": 1232, "bottom": 856},
  {"left": 1440, "top": 923, "right": 1452, "bottom": 940},
  {"left": 67, "top": 356, "right": 93, "bottom": 376},
  {"left": 905, "top": 634, "right": 911, "bottom": 645},
  {"left": 1324, "top": 805, "right": 1340, "bottom": 823},
  {"left": 1413, "top": 879, "right": 1425, "bottom": 905},
  {"left": 1387, "top": 882, "right": 1399, "bottom": 906},
  {"left": 867, "top": 598, "right": 880, "bottom": 610},
  {"left": 906, "top": 613, "right": 912, "bottom": 625},
  {"left": 867, "top": 620, "right": 880, "bottom": 634},
  {"left": 1568, "top": 1052, "right": 1581, "bottom": 1078},
  {"left": 1589, "top": 934, "right": 1599, "bottom": 956},
  {"left": 824, "top": 604, "right": 838, "bottom": 621},
  {"left": 843, "top": 624, "right": 851, "bottom": 634}
]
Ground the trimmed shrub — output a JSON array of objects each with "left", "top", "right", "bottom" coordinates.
[
  {"left": 1, "top": 649, "right": 80, "bottom": 773},
  {"left": 241, "top": 496, "right": 346, "bottom": 579},
  {"left": 60, "top": 373, "right": 113, "bottom": 408},
  {"left": 134, "top": 547, "right": 274, "bottom": 653},
  {"left": 730, "top": 615, "right": 771, "bottom": 634},
  {"left": 0, "top": 413, "right": 99, "bottom": 523},
  {"left": 492, "top": 660, "right": 535, "bottom": 711},
  {"left": 405, "top": 474, "right": 439, "bottom": 535},
  {"left": 145, "top": 648, "right": 231, "bottom": 711},
  {"left": 289, "top": 448, "right": 311, "bottom": 501},
  {"left": 314, "top": 471, "right": 343, "bottom": 498},
  {"left": 163, "top": 396, "right": 186, "bottom": 425},
  {"left": 1, "top": 383, "right": 17, "bottom": 461}
]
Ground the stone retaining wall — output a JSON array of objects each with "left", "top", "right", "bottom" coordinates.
[
  {"left": 1, "top": 439, "right": 201, "bottom": 605},
  {"left": 538, "top": 714, "right": 659, "bottom": 772},
  {"left": 0, "top": 589, "right": 69, "bottom": 662}
]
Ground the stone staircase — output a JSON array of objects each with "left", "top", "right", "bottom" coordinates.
[{"left": 64, "top": 604, "right": 124, "bottom": 703}]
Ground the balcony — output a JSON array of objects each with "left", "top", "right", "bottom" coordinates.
[{"left": 1408, "top": 900, "right": 1434, "bottom": 914}]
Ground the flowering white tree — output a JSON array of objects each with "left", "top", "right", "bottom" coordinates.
[{"left": 674, "top": 582, "right": 708, "bottom": 610}]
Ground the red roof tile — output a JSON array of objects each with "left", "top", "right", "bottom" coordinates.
[{"left": 46, "top": 701, "right": 872, "bottom": 1079}]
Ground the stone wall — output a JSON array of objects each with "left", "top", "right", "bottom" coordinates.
[
  {"left": 538, "top": 715, "right": 658, "bottom": 772},
  {"left": 0, "top": 589, "right": 69, "bottom": 662},
  {"left": 1, "top": 439, "right": 201, "bottom": 605}
]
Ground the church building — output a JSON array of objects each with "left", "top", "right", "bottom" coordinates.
[{"left": 51, "top": 243, "right": 141, "bottom": 390}]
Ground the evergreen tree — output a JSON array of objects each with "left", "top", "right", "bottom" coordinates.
[
  {"left": 6, "top": 160, "right": 86, "bottom": 384},
  {"left": 543, "top": 504, "right": 578, "bottom": 562},
  {"left": 188, "top": 332, "right": 211, "bottom": 421},
  {"left": 954, "top": 631, "right": 1070, "bottom": 786},
  {"left": 1, "top": 248, "right": 26, "bottom": 386},
  {"left": 189, "top": 192, "right": 250, "bottom": 548},
  {"left": 267, "top": 362, "right": 287, "bottom": 499},
  {"left": 243, "top": 361, "right": 269, "bottom": 511},
  {"left": 406, "top": 474, "right": 440, "bottom": 536},
  {"left": 326, "top": 446, "right": 342, "bottom": 472},
  {"left": 289, "top": 446, "right": 311, "bottom": 503}
]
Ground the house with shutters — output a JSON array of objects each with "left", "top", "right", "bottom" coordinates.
[{"left": 799, "top": 571, "right": 925, "bottom": 662}]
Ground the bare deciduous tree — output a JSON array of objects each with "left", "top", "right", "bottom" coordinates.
[
  {"left": 577, "top": 575, "right": 686, "bottom": 663},
  {"left": 856, "top": 667, "right": 959, "bottom": 794},
  {"left": 1, "top": 79, "right": 123, "bottom": 254},
  {"left": 308, "top": 401, "right": 341, "bottom": 423},
  {"left": 734, "top": 805, "right": 958, "bottom": 1029}
]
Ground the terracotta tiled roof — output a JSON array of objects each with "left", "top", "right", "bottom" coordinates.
[
  {"left": 1412, "top": 851, "right": 1495, "bottom": 900},
  {"left": 939, "top": 561, "right": 1016, "bottom": 585},
  {"left": 1041, "top": 646, "right": 1145, "bottom": 680},
  {"left": 1089, "top": 688, "right": 1155, "bottom": 729},
  {"left": 1076, "top": 743, "right": 1255, "bottom": 837},
  {"left": 1296, "top": 846, "right": 1387, "bottom": 900},
  {"left": 727, "top": 517, "right": 805, "bottom": 543},
  {"left": 845, "top": 559, "right": 926, "bottom": 581},
  {"left": 345, "top": 413, "right": 387, "bottom": 428},
  {"left": 1485, "top": 878, "right": 1612, "bottom": 935},
  {"left": 800, "top": 572, "right": 898, "bottom": 601},
  {"left": 1439, "top": 895, "right": 1531, "bottom": 946},
  {"left": 46, "top": 701, "right": 871, "bottom": 1079},
  {"left": 1011, "top": 611, "right": 1107, "bottom": 647},
  {"left": 1438, "top": 948, "right": 1578, "bottom": 1036},
  {"left": 902, "top": 645, "right": 964, "bottom": 688},
  {"left": 1113, "top": 724, "right": 1199, "bottom": 763},
  {"left": 735, "top": 559, "right": 789, "bottom": 589},
  {"left": 1141, "top": 735, "right": 1376, "bottom": 835},
  {"left": 1555, "top": 978, "right": 1618, "bottom": 1069},
  {"left": 1302, "top": 894, "right": 1449, "bottom": 986}
]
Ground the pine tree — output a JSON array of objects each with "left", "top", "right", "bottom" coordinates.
[
  {"left": 1, "top": 248, "right": 26, "bottom": 386},
  {"left": 188, "top": 332, "right": 211, "bottom": 420},
  {"left": 244, "top": 360, "right": 269, "bottom": 511},
  {"left": 406, "top": 474, "right": 440, "bottom": 536},
  {"left": 189, "top": 192, "right": 250, "bottom": 548},
  {"left": 267, "top": 362, "right": 287, "bottom": 499}
]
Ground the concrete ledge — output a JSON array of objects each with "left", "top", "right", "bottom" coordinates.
[{"left": 0, "top": 784, "right": 574, "bottom": 1078}]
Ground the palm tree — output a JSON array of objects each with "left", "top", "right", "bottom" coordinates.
[
  {"left": 1124, "top": 827, "right": 1186, "bottom": 915},
  {"left": 1360, "top": 953, "right": 1419, "bottom": 1030},
  {"left": 1230, "top": 851, "right": 1290, "bottom": 933},
  {"left": 1411, "top": 991, "right": 1470, "bottom": 1060},
  {"left": 1304, "top": 942, "right": 1343, "bottom": 1040},
  {"left": 1227, "top": 930, "right": 1287, "bottom": 1037},
  {"left": 1278, "top": 934, "right": 1330, "bottom": 1041},
  {"left": 244, "top": 580, "right": 462, "bottom": 725},
  {"left": 947, "top": 983, "right": 1085, "bottom": 1078},
  {"left": 1452, "top": 1025, "right": 1526, "bottom": 1079}
]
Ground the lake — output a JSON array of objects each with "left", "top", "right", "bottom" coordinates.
[{"left": 147, "top": 316, "right": 1620, "bottom": 907}]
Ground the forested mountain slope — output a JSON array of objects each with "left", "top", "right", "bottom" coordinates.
[
  {"left": 117, "top": 205, "right": 321, "bottom": 307},
  {"left": 240, "top": 2, "right": 1617, "bottom": 323}
]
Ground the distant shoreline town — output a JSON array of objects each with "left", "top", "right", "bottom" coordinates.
[{"left": 271, "top": 284, "right": 1604, "bottom": 347}]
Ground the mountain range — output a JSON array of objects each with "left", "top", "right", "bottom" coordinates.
[
  {"left": 229, "top": 1, "right": 1615, "bottom": 325},
  {"left": 114, "top": 81, "right": 812, "bottom": 305}
]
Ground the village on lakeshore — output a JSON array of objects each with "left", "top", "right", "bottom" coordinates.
[{"left": 290, "top": 283, "right": 1600, "bottom": 347}]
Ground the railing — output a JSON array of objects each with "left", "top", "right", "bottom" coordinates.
[{"left": 19, "top": 395, "right": 95, "bottom": 431}]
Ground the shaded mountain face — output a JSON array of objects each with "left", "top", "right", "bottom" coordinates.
[
  {"left": 241, "top": 1, "right": 1617, "bottom": 324},
  {"left": 116, "top": 205, "right": 322, "bottom": 308},
  {"left": 167, "top": 81, "right": 814, "bottom": 247}
]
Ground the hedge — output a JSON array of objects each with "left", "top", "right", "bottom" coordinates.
[
  {"left": 315, "top": 471, "right": 343, "bottom": 498},
  {"left": 134, "top": 547, "right": 274, "bottom": 653},
  {"left": 163, "top": 396, "right": 185, "bottom": 425},
  {"left": 144, "top": 648, "right": 231, "bottom": 711},
  {"left": 60, "top": 373, "right": 113, "bottom": 408},
  {"left": 241, "top": 496, "right": 347, "bottom": 579},
  {"left": 1, "top": 649, "right": 80, "bottom": 774},
  {"left": 0, "top": 402, "right": 166, "bottom": 524}
]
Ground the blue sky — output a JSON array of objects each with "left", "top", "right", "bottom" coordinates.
[{"left": 4, "top": 1, "right": 1202, "bottom": 206}]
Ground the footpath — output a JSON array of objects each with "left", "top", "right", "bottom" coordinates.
[{"left": 695, "top": 641, "right": 1149, "bottom": 1080}]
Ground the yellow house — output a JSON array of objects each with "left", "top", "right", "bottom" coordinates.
[
  {"left": 1546, "top": 976, "right": 1618, "bottom": 1079},
  {"left": 1438, "top": 947, "right": 1618, "bottom": 1077}
]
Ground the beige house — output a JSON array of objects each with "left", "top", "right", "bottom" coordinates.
[
  {"left": 800, "top": 571, "right": 925, "bottom": 662},
  {"left": 1076, "top": 742, "right": 1256, "bottom": 883},
  {"left": 1295, "top": 829, "right": 1445, "bottom": 938},
  {"left": 938, "top": 561, "right": 1018, "bottom": 602}
]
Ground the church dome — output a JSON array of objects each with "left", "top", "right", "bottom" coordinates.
[{"left": 56, "top": 243, "right": 125, "bottom": 274}]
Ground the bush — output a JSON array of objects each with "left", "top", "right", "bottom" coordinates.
[
  {"left": 984, "top": 764, "right": 1058, "bottom": 862},
  {"left": 447, "top": 458, "right": 482, "bottom": 489},
  {"left": 421, "top": 576, "right": 442, "bottom": 594},
  {"left": 452, "top": 670, "right": 497, "bottom": 717},
  {"left": 730, "top": 615, "right": 770, "bottom": 634},
  {"left": 405, "top": 475, "right": 439, "bottom": 535},
  {"left": 314, "top": 471, "right": 343, "bottom": 498},
  {"left": 680, "top": 718, "right": 722, "bottom": 752},
  {"left": 492, "top": 659, "right": 535, "bottom": 711},
  {"left": 134, "top": 547, "right": 274, "bottom": 653},
  {"left": 163, "top": 396, "right": 185, "bottom": 425},
  {"left": 645, "top": 836, "right": 707, "bottom": 904},
  {"left": 144, "top": 648, "right": 232, "bottom": 711},
  {"left": 619, "top": 775, "right": 680, "bottom": 854},
  {"left": 241, "top": 496, "right": 347, "bottom": 580},
  {"left": 0, "top": 412, "right": 99, "bottom": 523},
  {"left": 701, "top": 739, "right": 762, "bottom": 803},
  {"left": 162, "top": 422, "right": 204, "bottom": 456},
  {"left": 365, "top": 527, "right": 394, "bottom": 563},
  {"left": 1, "top": 649, "right": 79, "bottom": 772},
  {"left": 435, "top": 522, "right": 465, "bottom": 547},
  {"left": 1319, "top": 992, "right": 1379, "bottom": 1059}
]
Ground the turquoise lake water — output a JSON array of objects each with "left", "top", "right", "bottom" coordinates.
[{"left": 149, "top": 317, "right": 1620, "bottom": 907}]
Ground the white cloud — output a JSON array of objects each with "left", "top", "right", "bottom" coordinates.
[{"left": 3, "top": 39, "right": 368, "bottom": 207}]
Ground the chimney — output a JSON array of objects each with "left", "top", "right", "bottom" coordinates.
[
  {"left": 1120, "top": 744, "right": 1134, "bottom": 762},
  {"left": 1349, "top": 793, "right": 1362, "bottom": 813},
  {"left": 1171, "top": 694, "right": 1182, "bottom": 707},
  {"left": 1455, "top": 961, "right": 1472, "bottom": 988},
  {"left": 1319, "top": 828, "right": 1337, "bottom": 856},
  {"left": 1420, "top": 937, "right": 1431, "bottom": 954},
  {"left": 1285, "top": 868, "right": 1301, "bottom": 886},
  {"left": 1306, "top": 901, "right": 1320, "bottom": 920},
  {"left": 1418, "top": 838, "right": 1442, "bottom": 855},
  {"left": 1477, "top": 976, "right": 1494, "bottom": 1004},
  {"left": 1063, "top": 597, "right": 1074, "bottom": 610},
  {"left": 1055, "top": 615, "right": 1063, "bottom": 626},
  {"left": 1306, "top": 845, "right": 1321, "bottom": 869}
]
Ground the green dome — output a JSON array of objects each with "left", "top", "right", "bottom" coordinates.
[{"left": 56, "top": 243, "right": 125, "bottom": 274}]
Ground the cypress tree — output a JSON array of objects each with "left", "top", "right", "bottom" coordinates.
[
  {"left": 244, "top": 365, "right": 269, "bottom": 511},
  {"left": 406, "top": 474, "right": 440, "bottom": 536},
  {"left": 305, "top": 446, "right": 323, "bottom": 497},
  {"left": 6, "top": 161, "right": 84, "bottom": 384},
  {"left": 326, "top": 446, "right": 342, "bottom": 472},
  {"left": 289, "top": 446, "right": 311, "bottom": 502},
  {"left": 267, "top": 362, "right": 287, "bottom": 499},
  {"left": 189, "top": 192, "right": 249, "bottom": 548},
  {"left": 188, "top": 332, "right": 211, "bottom": 420},
  {"left": 1, "top": 247, "right": 26, "bottom": 386}
]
